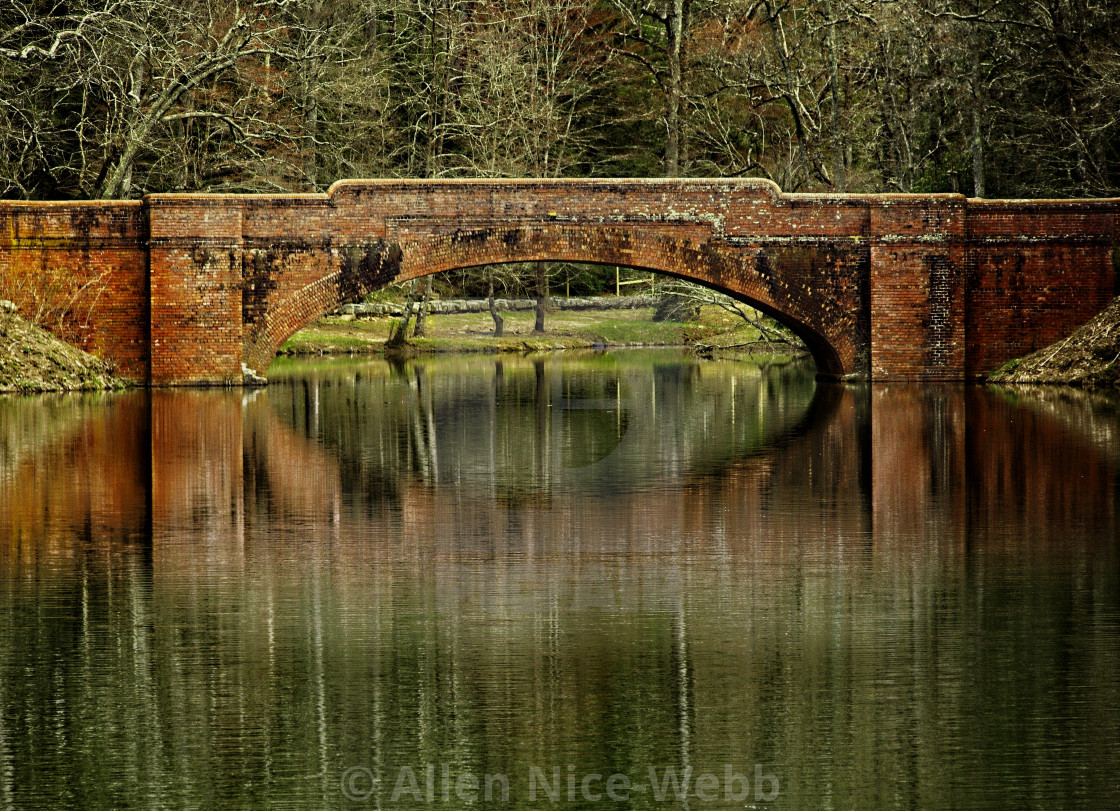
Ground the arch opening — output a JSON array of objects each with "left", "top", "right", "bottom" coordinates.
[{"left": 249, "top": 224, "right": 857, "bottom": 380}]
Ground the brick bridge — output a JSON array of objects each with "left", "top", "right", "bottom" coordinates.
[{"left": 1, "top": 179, "right": 1116, "bottom": 384}]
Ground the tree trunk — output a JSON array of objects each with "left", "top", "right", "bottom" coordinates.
[
  {"left": 488, "top": 269, "right": 504, "bottom": 338},
  {"left": 413, "top": 276, "right": 432, "bottom": 337},
  {"left": 304, "top": 66, "right": 319, "bottom": 190},
  {"left": 824, "top": 0, "right": 845, "bottom": 191},
  {"left": 764, "top": 0, "right": 816, "bottom": 190},
  {"left": 664, "top": 0, "right": 686, "bottom": 177},
  {"left": 970, "top": 1, "right": 985, "bottom": 197},
  {"left": 390, "top": 279, "right": 421, "bottom": 347},
  {"left": 533, "top": 261, "right": 549, "bottom": 334}
]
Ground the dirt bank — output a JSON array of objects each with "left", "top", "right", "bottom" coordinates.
[
  {"left": 0, "top": 308, "right": 128, "bottom": 393},
  {"left": 989, "top": 296, "right": 1120, "bottom": 387}
]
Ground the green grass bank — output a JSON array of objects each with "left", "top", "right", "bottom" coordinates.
[{"left": 279, "top": 305, "right": 799, "bottom": 358}]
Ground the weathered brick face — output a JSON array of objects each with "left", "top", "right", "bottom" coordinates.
[
  {"left": 0, "top": 202, "right": 149, "bottom": 379},
  {"left": 0, "top": 179, "right": 1115, "bottom": 385},
  {"left": 965, "top": 201, "right": 1120, "bottom": 376},
  {"left": 148, "top": 196, "right": 245, "bottom": 385},
  {"left": 869, "top": 196, "right": 968, "bottom": 381}
]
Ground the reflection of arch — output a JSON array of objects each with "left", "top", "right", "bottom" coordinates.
[
  {"left": 245, "top": 224, "right": 859, "bottom": 379},
  {"left": 575, "top": 355, "right": 826, "bottom": 489},
  {"left": 270, "top": 353, "right": 824, "bottom": 496}
]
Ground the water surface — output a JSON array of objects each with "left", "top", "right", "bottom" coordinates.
[{"left": 1, "top": 351, "right": 1118, "bottom": 808}]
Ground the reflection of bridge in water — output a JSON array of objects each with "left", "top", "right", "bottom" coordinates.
[
  {"left": 264, "top": 353, "right": 821, "bottom": 504},
  {"left": 2, "top": 359, "right": 1118, "bottom": 808},
  {"left": 1, "top": 355, "right": 1114, "bottom": 573}
]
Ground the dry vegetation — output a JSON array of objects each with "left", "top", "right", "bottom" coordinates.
[
  {"left": 0, "top": 248, "right": 117, "bottom": 392},
  {"left": 0, "top": 259, "right": 111, "bottom": 341},
  {"left": 0, "top": 308, "right": 125, "bottom": 393}
]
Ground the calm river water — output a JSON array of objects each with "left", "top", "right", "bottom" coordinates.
[{"left": 1, "top": 350, "right": 1118, "bottom": 809}]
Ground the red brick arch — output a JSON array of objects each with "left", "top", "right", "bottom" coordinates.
[{"left": 243, "top": 221, "right": 854, "bottom": 378}]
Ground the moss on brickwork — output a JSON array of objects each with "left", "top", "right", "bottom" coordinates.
[{"left": 0, "top": 311, "right": 128, "bottom": 393}]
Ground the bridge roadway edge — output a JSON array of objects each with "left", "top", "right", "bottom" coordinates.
[{"left": 0, "top": 180, "right": 1116, "bottom": 386}]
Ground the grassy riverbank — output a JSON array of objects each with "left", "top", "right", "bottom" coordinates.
[
  {"left": 0, "top": 312, "right": 128, "bottom": 393},
  {"left": 279, "top": 305, "right": 797, "bottom": 357}
]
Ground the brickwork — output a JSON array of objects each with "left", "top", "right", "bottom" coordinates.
[
  {"left": 869, "top": 196, "right": 968, "bottom": 381},
  {"left": 148, "top": 196, "right": 245, "bottom": 385},
  {"left": 0, "top": 202, "right": 149, "bottom": 379},
  {"left": 965, "top": 200, "right": 1119, "bottom": 376},
  {"left": 0, "top": 180, "right": 1116, "bottom": 385}
]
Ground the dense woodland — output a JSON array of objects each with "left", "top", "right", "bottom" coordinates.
[{"left": 2, "top": 0, "right": 1118, "bottom": 202}]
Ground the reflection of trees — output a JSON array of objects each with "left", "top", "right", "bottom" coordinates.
[{"left": 250, "top": 356, "right": 864, "bottom": 570}]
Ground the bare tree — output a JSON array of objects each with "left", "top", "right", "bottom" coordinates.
[
  {"left": 4, "top": 0, "right": 1118, "bottom": 205},
  {"left": 487, "top": 267, "right": 505, "bottom": 338},
  {"left": 88, "top": 0, "right": 300, "bottom": 198},
  {"left": 439, "top": 0, "right": 601, "bottom": 333},
  {"left": 0, "top": 0, "right": 400, "bottom": 199},
  {"left": 610, "top": 0, "right": 694, "bottom": 176},
  {"left": 413, "top": 276, "right": 433, "bottom": 337},
  {"left": 657, "top": 279, "right": 802, "bottom": 345},
  {"left": 436, "top": 0, "right": 602, "bottom": 178}
]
